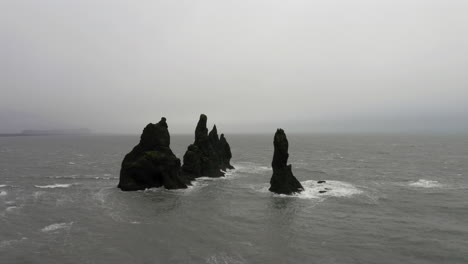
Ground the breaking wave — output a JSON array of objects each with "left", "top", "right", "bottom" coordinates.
[
  {"left": 409, "top": 179, "right": 443, "bottom": 188},
  {"left": 143, "top": 180, "right": 208, "bottom": 194},
  {"left": 41, "top": 222, "right": 74, "bottom": 232},
  {"left": 47, "top": 175, "right": 118, "bottom": 180},
  {"left": 34, "top": 184, "right": 74, "bottom": 189},
  {"left": 232, "top": 162, "right": 271, "bottom": 174},
  {"left": 296, "top": 180, "right": 363, "bottom": 199},
  {"left": 256, "top": 180, "right": 362, "bottom": 200},
  {"left": 6, "top": 206, "right": 18, "bottom": 212}
]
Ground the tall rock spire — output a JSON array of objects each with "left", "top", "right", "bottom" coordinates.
[
  {"left": 269, "top": 129, "right": 303, "bottom": 194},
  {"left": 181, "top": 114, "right": 234, "bottom": 178}
]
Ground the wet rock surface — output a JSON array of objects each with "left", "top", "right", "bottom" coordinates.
[
  {"left": 118, "top": 118, "right": 189, "bottom": 191},
  {"left": 181, "top": 114, "right": 234, "bottom": 178},
  {"left": 269, "top": 129, "right": 304, "bottom": 195}
]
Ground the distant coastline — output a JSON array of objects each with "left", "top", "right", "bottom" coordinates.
[{"left": 0, "top": 128, "right": 91, "bottom": 137}]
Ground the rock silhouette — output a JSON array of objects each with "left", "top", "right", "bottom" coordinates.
[
  {"left": 118, "top": 118, "right": 188, "bottom": 191},
  {"left": 181, "top": 114, "right": 234, "bottom": 178},
  {"left": 269, "top": 129, "right": 304, "bottom": 194},
  {"left": 219, "top": 134, "right": 234, "bottom": 170}
]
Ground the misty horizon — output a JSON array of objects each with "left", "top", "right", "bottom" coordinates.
[{"left": 1, "top": 0, "right": 467, "bottom": 134}]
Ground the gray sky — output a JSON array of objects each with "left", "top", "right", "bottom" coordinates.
[{"left": 1, "top": 0, "right": 467, "bottom": 134}]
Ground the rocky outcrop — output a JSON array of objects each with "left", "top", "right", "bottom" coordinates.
[
  {"left": 219, "top": 134, "right": 234, "bottom": 170},
  {"left": 181, "top": 114, "right": 234, "bottom": 178},
  {"left": 269, "top": 129, "right": 304, "bottom": 194},
  {"left": 118, "top": 118, "right": 189, "bottom": 191}
]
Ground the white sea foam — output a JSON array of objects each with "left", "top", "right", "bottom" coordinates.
[
  {"left": 234, "top": 163, "right": 272, "bottom": 174},
  {"left": 197, "top": 176, "right": 217, "bottom": 181},
  {"left": 0, "top": 237, "right": 27, "bottom": 248},
  {"left": 48, "top": 175, "right": 117, "bottom": 180},
  {"left": 0, "top": 191, "right": 7, "bottom": 196},
  {"left": 34, "top": 184, "right": 73, "bottom": 189},
  {"left": 409, "top": 179, "right": 442, "bottom": 188},
  {"left": 206, "top": 252, "right": 246, "bottom": 264},
  {"left": 181, "top": 180, "right": 208, "bottom": 192},
  {"left": 33, "top": 191, "right": 46, "bottom": 200},
  {"left": 255, "top": 180, "right": 362, "bottom": 200},
  {"left": 68, "top": 162, "right": 76, "bottom": 165},
  {"left": 295, "top": 180, "right": 362, "bottom": 199},
  {"left": 0, "top": 185, "right": 7, "bottom": 188},
  {"left": 48, "top": 175, "right": 78, "bottom": 179},
  {"left": 143, "top": 180, "right": 208, "bottom": 194},
  {"left": 41, "top": 222, "right": 73, "bottom": 232},
  {"left": 6, "top": 206, "right": 18, "bottom": 212}
]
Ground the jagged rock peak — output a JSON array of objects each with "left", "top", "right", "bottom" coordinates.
[
  {"left": 269, "top": 128, "right": 303, "bottom": 195},
  {"left": 118, "top": 117, "right": 189, "bottom": 191},
  {"left": 219, "top": 133, "right": 234, "bottom": 170},
  {"left": 209, "top": 125, "right": 220, "bottom": 145},
  {"left": 181, "top": 114, "right": 234, "bottom": 178},
  {"left": 140, "top": 117, "right": 170, "bottom": 149},
  {"left": 209, "top": 125, "right": 218, "bottom": 138},
  {"left": 195, "top": 114, "right": 208, "bottom": 144}
]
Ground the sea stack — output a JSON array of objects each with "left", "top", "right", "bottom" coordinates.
[
  {"left": 181, "top": 114, "right": 234, "bottom": 178},
  {"left": 269, "top": 129, "right": 304, "bottom": 194},
  {"left": 118, "top": 117, "right": 188, "bottom": 191}
]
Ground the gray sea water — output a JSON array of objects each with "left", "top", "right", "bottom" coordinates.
[{"left": 0, "top": 134, "right": 467, "bottom": 263}]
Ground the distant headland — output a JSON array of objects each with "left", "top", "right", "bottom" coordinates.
[{"left": 0, "top": 128, "right": 92, "bottom": 137}]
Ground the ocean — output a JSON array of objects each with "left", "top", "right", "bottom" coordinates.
[{"left": 0, "top": 134, "right": 467, "bottom": 263}]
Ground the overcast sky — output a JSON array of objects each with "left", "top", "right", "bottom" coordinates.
[{"left": 1, "top": 0, "right": 467, "bottom": 134}]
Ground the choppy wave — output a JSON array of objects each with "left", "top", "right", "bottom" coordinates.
[
  {"left": 0, "top": 237, "right": 27, "bottom": 248},
  {"left": 182, "top": 180, "right": 208, "bottom": 192},
  {"left": 143, "top": 180, "right": 209, "bottom": 194},
  {"left": 234, "top": 162, "right": 271, "bottom": 174},
  {"left": 47, "top": 175, "right": 118, "bottom": 180},
  {"left": 409, "top": 179, "right": 442, "bottom": 188},
  {"left": 196, "top": 176, "right": 218, "bottom": 181},
  {"left": 298, "top": 180, "right": 362, "bottom": 199},
  {"left": 0, "top": 185, "right": 7, "bottom": 188},
  {"left": 34, "top": 184, "right": 74, "bottom": 189},
  {"left": 32, "top": 191, "right": 46, "bottom": 200},
  {"left": 41, "top": 222, "right": 74, "bottom": 232},
  {"left": 206, "top": 252, "right": 246, "bottom": 264},
  {"left": 6, "top": 206, "right": 18, "bottom": 212},
  {"left": 256, "top": 180, "right": 362, "bottom": 200}
]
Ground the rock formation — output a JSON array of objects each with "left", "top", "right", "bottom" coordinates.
[
  {"left": 181, "top": 114, "right": 234, "bottom": 178},
  {"left": 269, "top": 129, "right": 304, "bottom": 194},
  {"left": 219, "top": 134, "right": 234, "bottom": 170},
  {"left": 118, "top": 118, "right": 189, "bottom": 191}
]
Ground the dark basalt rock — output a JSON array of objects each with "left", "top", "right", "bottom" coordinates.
[
  {"left": 317, "top": 180, "right": 326, "bottom": 184},
  {"left": 219, "top": 134, "right": 234, "bottom": 170},
  {"left": 319, "top": 190, "right": 327, "bottom": 194},
  {"left": 118, "top": 118, "right": 189, "bottom": 191},
  {"left": 181, "top": 114, "right": 234, "bottom": 178},
  {"left": 269, "top": 129, "right": 304, "bottom": 195}
]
